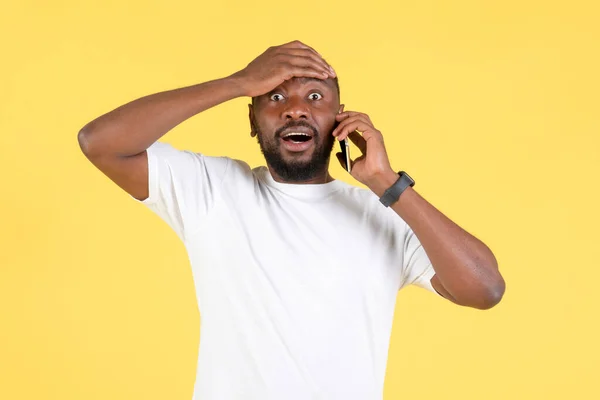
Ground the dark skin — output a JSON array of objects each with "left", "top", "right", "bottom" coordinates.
[
  {"left": 78, "top": 40, "right": 505, "bottom": 309},
  {"left": 77, "top": 40, "right": 337, "bottom": 200},
  {"left": 249, "top": 76, "right": 343, "bottom": 184}
]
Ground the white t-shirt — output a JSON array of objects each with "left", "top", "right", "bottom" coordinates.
[{"left": 134, "top": 141, "right": 437, "bottom": 400}]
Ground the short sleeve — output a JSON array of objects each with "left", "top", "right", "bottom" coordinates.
[
  {"left": 399, "top": 225, "right": 438, "bottom": 294},
  {"left": 132, "top": 141, "right": 230, "bottom": 241}
]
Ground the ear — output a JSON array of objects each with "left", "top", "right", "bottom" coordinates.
[
  {"left": 248, "top": 104, "right": 257, "bottom": 137},
  {"left": 338, "top": 104, "right": 345, "bottom": 114}
]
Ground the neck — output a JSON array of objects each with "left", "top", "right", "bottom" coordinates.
[{"left": 268, "top": 166, "right": 334, "bottom": 184}]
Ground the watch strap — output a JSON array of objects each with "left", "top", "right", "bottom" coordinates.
[{"left": 379, "top": 171, "right": 415, "bottom": 207}]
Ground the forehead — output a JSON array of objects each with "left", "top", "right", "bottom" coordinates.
[{"left": 274, "top": 77, "right": 336, "bottom": 92}]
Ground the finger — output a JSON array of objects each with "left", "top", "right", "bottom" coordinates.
[
  {"left": 280, "top": 51, "right": 334, "bottom": 77},
  {"left": 279, "top": 41, "right": 336, "bottom": 77},
  {"left": 280, "top": 54, "right": 331, "bottom": 78},
  {"left": 281, "top": 40, "right": 323, "bottom": 60},
  {"left": 282, "top": 49, "right": 335, "bottom": 76},
  {"left": 288, "top": 66, "right": 331, "bottom": 80},
  {"left": 332, "top": 115, "right": 373, "bottom": 139},
  {"left": 281, "top": 40, "right": 311, "bottom": 50},
  {"left": 333, "top": 113, "right": 373, "bottom": 135},
  {"left": 332, "top": 114, "right": 363, "bottom": 135},
  {"left": 336, "top": 111, "right": 370, "bottom": 122},
  {"left": 337, "top": 118, "right": 382, "bottom": 143}
]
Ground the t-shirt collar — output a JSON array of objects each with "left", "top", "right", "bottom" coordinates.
[{"left": 256, "top": 166, "right": 346, "bottom": 198}]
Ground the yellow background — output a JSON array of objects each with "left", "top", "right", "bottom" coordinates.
[{"left": 1, "top": 1, "right": 598, "bottom": 399}]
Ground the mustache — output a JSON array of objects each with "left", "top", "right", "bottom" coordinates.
[{"left": 274, "top": 120, "right": 319, "bottom": 138}]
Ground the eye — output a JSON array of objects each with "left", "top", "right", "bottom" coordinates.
[
  {"left": 308, "top": 92, "right": 322, "bottom": 101},
  {"left": 270, "top": 93, "right": 284, "bottom": 101}
]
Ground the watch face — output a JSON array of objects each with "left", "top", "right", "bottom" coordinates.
[{"left": 400, "top": 171, "right": 415, "bottom": 186}]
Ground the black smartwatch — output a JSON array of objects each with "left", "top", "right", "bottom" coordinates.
[{"left": 379, "top": 171, "right": 415, "bottom": 207}]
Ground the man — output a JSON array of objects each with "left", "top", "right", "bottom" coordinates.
[{"left": 78, "top": 40, "right": 505, "bottom": 399}]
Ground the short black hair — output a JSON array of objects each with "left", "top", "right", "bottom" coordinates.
[{"left": 251, "top": 76, "right": 340, "bottom": 104}]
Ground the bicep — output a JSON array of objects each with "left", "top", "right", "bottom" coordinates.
[{"left": 85, "top": 151, "right": 149, "bottom": 201}]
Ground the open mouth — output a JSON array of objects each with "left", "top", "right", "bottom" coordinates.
[
  {"left": 280, "top": 132, "right": 315, "bottom": 152},
  {"left": 281, "top": 132, "right": 313, "bottom": 143}
]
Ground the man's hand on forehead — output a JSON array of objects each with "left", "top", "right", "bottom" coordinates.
[
  {"left": 231, "top": 40, "right": 337, "bottom": 98},
  {"left": 291, "top": 76, "right": 336, "bottom": 88}
]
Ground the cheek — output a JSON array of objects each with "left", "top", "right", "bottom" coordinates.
[
  {"left": 254, "top": 113, "right": 277, "bottom": 133},
  {"left": 319, "top": 117, "right": 338, "bottom": 134}
]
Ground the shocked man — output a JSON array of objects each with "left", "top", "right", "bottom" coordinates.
[{"left": 78, "top": 40, "right": 505, "bottom": 400}]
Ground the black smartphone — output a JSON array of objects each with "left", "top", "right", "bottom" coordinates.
[
  {"left": 339, "top": 137, "right": 351, "bottom": 173},
  {"left": 334, "top": 119, "right": 351, "bottom": 173}
]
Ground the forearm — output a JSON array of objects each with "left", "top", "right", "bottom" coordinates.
[
  {"left": 78, "top": 75, "right": 245, "bottom": 157},
  {"left": 370, "top": 171, "right": 505, "bottom": 309}
]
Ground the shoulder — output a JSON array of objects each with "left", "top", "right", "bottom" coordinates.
[
  {"left": 147, "top": 142, "right": 269, "bottom": 187},
  {"left": 147, "top": 141, "right": 231, "bottom": 167},
  {"left": 147, "top": 141, "right": 234, "bottom": 177}
]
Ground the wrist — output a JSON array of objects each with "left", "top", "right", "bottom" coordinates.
[
  {"left": 224, "top": 72, "right": 251, "bottom": 98},
  {"left": 368, "top": 169, "right": 400, "bottom": 197}
]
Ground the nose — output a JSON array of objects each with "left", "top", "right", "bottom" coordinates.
[{"left": 282, "top": 95, "right": 310, "bottom": 120}]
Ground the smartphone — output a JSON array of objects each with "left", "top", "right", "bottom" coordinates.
[{"left": 339, "top": 137, "right": 351, "bottom": 173}]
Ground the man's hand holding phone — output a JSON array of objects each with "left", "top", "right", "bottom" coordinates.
[{"left": 333, "top": 111, "right": 396, "bottom": 193}]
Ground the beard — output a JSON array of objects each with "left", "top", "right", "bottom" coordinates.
[{"left": 255, "top": 120, "right": 336, "bottom": 182}]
